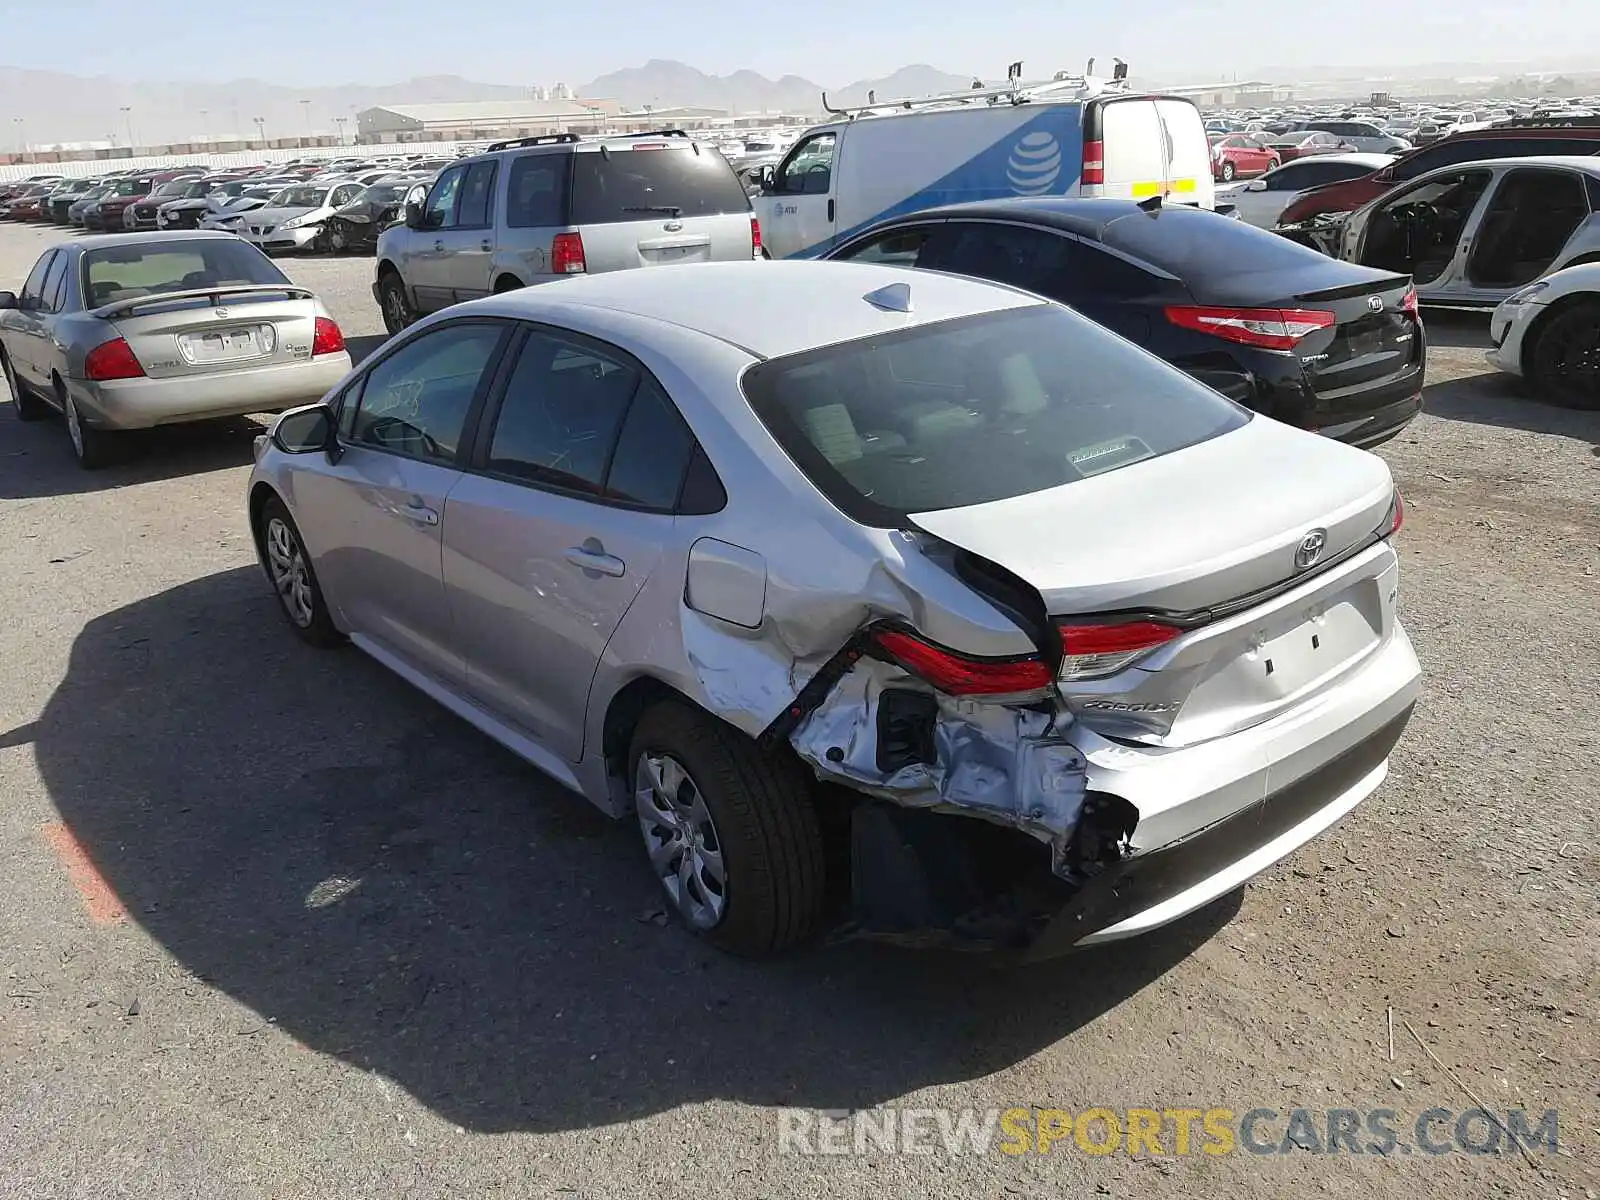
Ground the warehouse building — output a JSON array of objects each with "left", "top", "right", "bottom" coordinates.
[{"left": 355, "top": 97, "right": 624, "bottom": 143}]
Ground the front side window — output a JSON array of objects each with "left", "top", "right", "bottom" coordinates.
[
  {"left": 40, "top": 253, "right": 69, "bottom": 313},
  {"left": 349, "top": 322, "right": 507, "bottom": 464},
  {"left": 19, "top": 251, "right": 56, "bottom": 308},
  {"left": 774, "top": 133, "right": 837, "bottom": 196},
  {"left": 425, "top": 166, "right": 466, "bottom": 228},
  {"left": 741, "top": 305, "right": 1247, "bottom": 524},
  {"left": 833, "top": 225, "right": 939, "bottom": 267}
]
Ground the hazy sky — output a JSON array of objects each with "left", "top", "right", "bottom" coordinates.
[{"left": 1, "top": 0, "right": 1592, "bottom": 86}]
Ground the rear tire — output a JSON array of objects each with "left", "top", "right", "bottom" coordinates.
[
  {"left": 1525, "top": 300, "right": 1600, "bottom": 411},
  {"left": 1221, "top": 161, "right": 1236, "bottom": 182},
  {"left": 61, "top": 387, "right": 121, "bottom": 469},
  {"left": 378, "top": 270, "right": 415, "bottom": 336},
  {"left": 629, "top": 701, "right": 827, "bottom": 956},
  {"left": 2, "top": 348, "right": 48, "bottom": 421}
]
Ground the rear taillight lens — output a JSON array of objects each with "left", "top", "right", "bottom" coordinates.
[
  {"left": 750, "top": 214, "right": 762, "bottom": 257},
  {"left": 1058, "top": 621, "right": 1184, "bottom": 681},
  {"left": 1165, "top": 305, "right": 1336, "bottom": 351},
  {"left": 551, "top": 231, "right": 586, "bottom": 274},
  {"left": 1081, "top": 139, "right": 1104, "bottom": 186},
  {"left": 311, "top": 317, "right": 345, "bottom": 356},
  {"left": 1400, "top": 287, "right": 1418, "bottom": 315},
  {"left": 870, "top": 628, "right": 1053, "bottom": 698},
  {"left": 83, "top": 337, "right": 145, "bottom": 381},
  {"left": 1380, "top": 488, "right": 1404, "bottom": 538}
]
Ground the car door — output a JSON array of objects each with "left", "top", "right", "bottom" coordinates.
[
  {"left": 8, "top": 251, "right": 60, "bottom": 388},
  {"left": 302, "top": 319, "right": 514, "bottom": 685},
  {"left": 761, "top": 130, "right": 839, "bottom": 257},
  {"left": 1235, "top": 161, "right": 1316, "bottom": 227},
  {"left": 442, "top": 326, "right": 688, "bottom": 760},
  {"left": 1346, "top": 167, "right": 1495, "bottom": 291},
  {"left": 405, "top": 164, "right": 467, "bottom": 313},
  {"left": 440, "top": 160, "right": 499, "bottom": 303}
]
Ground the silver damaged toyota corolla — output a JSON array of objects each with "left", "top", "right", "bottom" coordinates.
[{"left": 246, "top": 260, "right": 1421, "bottom": 959}]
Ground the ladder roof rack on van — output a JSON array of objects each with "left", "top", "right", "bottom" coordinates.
[
  {"left": 485, "top": 133, "right": 582, "bottom": 152},
  {"left": 820, "top": 73, "right": 1132, "bottom": 121}
]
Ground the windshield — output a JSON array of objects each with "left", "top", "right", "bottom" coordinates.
[
  {"left": 741, "top": 305, "right": 1248, "bottom": 524},
  {"left": 267, "top": 186, "right": 328, "bottom": 208},
  {"left": 111, "top": 179, "right": 148, "bottom": 196},
  {"left": 81, "top": 240, "right": 290, "bottom": 307},
  {"left": 151, "top": 181, "right": 189, "bottom": 197},
  {"left": 570, "top": 146, "right": 750, "bottom": 224}
]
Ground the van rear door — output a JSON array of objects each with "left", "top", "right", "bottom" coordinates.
[{"left": 1090, "top": 96, "right": 1215, "bottom": 209}]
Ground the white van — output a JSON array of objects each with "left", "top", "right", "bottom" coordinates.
[{"left": 759, "top": 78, "right": 1215, "bottom": 260}]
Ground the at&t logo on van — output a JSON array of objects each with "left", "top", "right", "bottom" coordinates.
[{"left": 1007, "top": 131, "right": 1063, "bottom": 196}]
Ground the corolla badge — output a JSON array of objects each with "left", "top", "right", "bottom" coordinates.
[
  {"left": 1367, "top": 295, "right": 1385, "bottom": 312},
  {"left": 1294, "top": 528, "right": 1329, "bottom": 570},
  {"left": 1007, "top": 130, "right": 1063, "bottom": 196}
]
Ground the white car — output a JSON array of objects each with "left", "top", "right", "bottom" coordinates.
[
  {"left": 1217, "top": 153, "right": 1396, "bottom": 229},
  {"left": 1486, "top": 261, "right": 1600, "bottom": 409},
  {"left": 237, "top": 181, "right": 367, "bottom": 254}
]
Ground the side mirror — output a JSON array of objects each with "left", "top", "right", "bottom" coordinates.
[
  {"left": 1245, "top": 178, "right": 1269, "bottom": 192},
  {"left": 758, "top": 165, "right": 776, "bottom": 192},
  {"left": 0, "top": 291, "right": 16, "bottom": 310},
  {"left": 404, "top": 200, "right": 424, "bottom": 229},
  {"left": 1375, "top": 167, "right": 1395, "bottom": 183},
  {"left": 271, "top": 404, "right": 334, "bottom": 455}
]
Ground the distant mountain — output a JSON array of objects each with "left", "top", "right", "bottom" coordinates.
[{"left": 577, "top": 59, "right": 975, "bottom": 114}]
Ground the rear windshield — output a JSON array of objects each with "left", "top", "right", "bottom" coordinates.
[
  {"left": 570, "top": 146, "right": 750, "bottom": 225},
  {"left": 81, "top": 241, "right": 288, "bottom": 307},
  {"left": 361, "top": 184, "right": 410, "bottom": 203},
  {"left": 1100, "top": 208, "right": 1327, "bottom": 277},
  {"left": 741, "top": 305, "right": 1247, "bottom": 524}
]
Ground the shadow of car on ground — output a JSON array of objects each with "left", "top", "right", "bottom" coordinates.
[{"left": 20, "top": 564, "right": 1239, "bottom": 1134}]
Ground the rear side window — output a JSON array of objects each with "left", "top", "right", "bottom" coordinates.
[
  {"left": 456, "top": 161, "right": 498, "bottom": 228},
  {"left": 1101, "top": 208, "right": 1324, "bottom": 277},
  {"left": 506, "top": 154, "right": 569, "bottom": 227},
  {"left": 570, "top": 146, "right": 749, "bottom": 225},
  {"left": 1394, "top": 135, "right": 1599, "bottom": 180},
  {"left": 741, "top": 305, "right": 1247, "bottom": 524},
  {"left": 925, "top": 223, "right": 1075, "bottom": 295}
]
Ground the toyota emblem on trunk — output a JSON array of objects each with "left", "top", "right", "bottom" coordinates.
[
  {"left": 1367, "top": 295, "right": 1384, "bottom": 312},
  {"left": 664, "top": 219, "right": 683, "bottom": 232},
  {"left": 1294, "top": 528, "right": 1328, "bottom": 570}
]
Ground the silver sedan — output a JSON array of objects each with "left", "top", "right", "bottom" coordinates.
[
  {"left": 0, "top": 231, "right": 352, "bottom": 468},
  {"left": 247, "top": 261, "right": 1420, "bottom": 959}
]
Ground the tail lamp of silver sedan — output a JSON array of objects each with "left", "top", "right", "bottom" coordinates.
[{"left": 246, "top": 261, "right": 1420, "bottom": 959}]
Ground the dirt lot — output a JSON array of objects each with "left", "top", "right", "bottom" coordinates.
[{"left": 0, "top": 221, "right": 1595, "bottom": 1199}]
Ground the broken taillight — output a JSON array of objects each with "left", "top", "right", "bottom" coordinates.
[
  {"left": 870, "top": 628, "right": 1053, "bottom": 698},
  {"left": 1058, "top": 621, "right": 1184, "bottom": 681},
  {"left": 1380, "top": 487, "right": 1404, "bottom": 538}
]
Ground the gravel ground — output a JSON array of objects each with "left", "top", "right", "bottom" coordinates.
[{"left": 0, "top": 222, "right": 1595, "bottom": 1200}]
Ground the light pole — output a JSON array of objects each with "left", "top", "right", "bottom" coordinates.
[
  {"left": 119, "top": 106, "right": 134, "bottom": 150},
  {"left": 333, "top": 116, "right": 347, "bottom": 145},
  {"left": 11, "top": 117, "right": 24, "bottom": 156},
  {"left": 198, "top": 108, "right": 209, "bottom": 143},
  {"left": 253, "top": 116, "right": 266, "bottom": 148},
  {"left": 299, "top": 99, "right": 311, "bottom": 145}
]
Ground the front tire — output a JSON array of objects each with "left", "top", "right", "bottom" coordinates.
[
  {"left": 630, "top": 702, "right": 827, "bottom": 956},
  {"left": 378, "top": 270, "right": 415, "bottom": 336},
  {"left": 2, "top": 348, "right": 48, "bottom": 421},
  {"left": 257, "top": 496, "right": 343, "bottom": 646},
  {"left": 1525, "top": 300, "right": 1600, "bottom": 410}
]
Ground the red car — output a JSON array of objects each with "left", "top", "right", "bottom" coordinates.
[
  {"left": 1278, "top": 120, "right": 1600, "bottom": 226},
  {"left": 1209, "top": 134, "right": 1280, "bottom": 181},
  {"left": 1262, "top": 130, "right": 1356, "bottom": 164}
]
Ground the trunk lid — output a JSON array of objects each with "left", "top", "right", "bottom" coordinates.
[
  {"left": 100, "top": 287, "right": 323, "bottom": 381},
  {"left": 1285, "top": 272, "right": 1422, "bottom": 419},
  {"left": 911, "top": 419, "right": 1398, "bottom": 746}
]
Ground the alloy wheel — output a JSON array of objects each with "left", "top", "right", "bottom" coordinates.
[
  {"left": 264, "top": 517, "right": 315, "bottom": 628},
  {"left": 635, "top": 753, "right": 727, "bottom": 929}
]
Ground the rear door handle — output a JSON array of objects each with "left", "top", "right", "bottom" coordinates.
[
  {"left": 564, "top": 547, "right": 626, "bottom": 577},
  {"left": 402, "top": 500, "right": 439, "bottom": 526},
  {"left": 480, "top": 239, "right": 492, "bottom": 252},
  {"left": 434, "top": 239, "right": 445, "bottom": 251}
]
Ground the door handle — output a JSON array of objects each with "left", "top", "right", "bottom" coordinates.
[
  {"left": 564, "top": 546, "right": 626, "bottom": 577},
  {"left": 434, "top": 239, "right": 445, "bottom": 251},
  {"left": 401, "top": 500, "right": 439, "bottom": 526},
  {"left": 826, "top": 198, "right": 835, "bottom": 222},
  {"left": 480, "top": 239, "right": 492, "bottom": 252}
]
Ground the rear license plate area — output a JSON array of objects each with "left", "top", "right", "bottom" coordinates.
[
  {"left": 179, "top": 325, "right": 275, "bottom": 364},
  {"left": 1348, "top": 328, "right": 1383, "bottom": 358}
]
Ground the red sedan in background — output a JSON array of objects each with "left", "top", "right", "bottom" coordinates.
[
  {"left": 1263, "top": 130, "right": 1357, "bottom": 163},
  {"left": 1210, "top": 134, "right": 1280, "bottom": 181}
]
